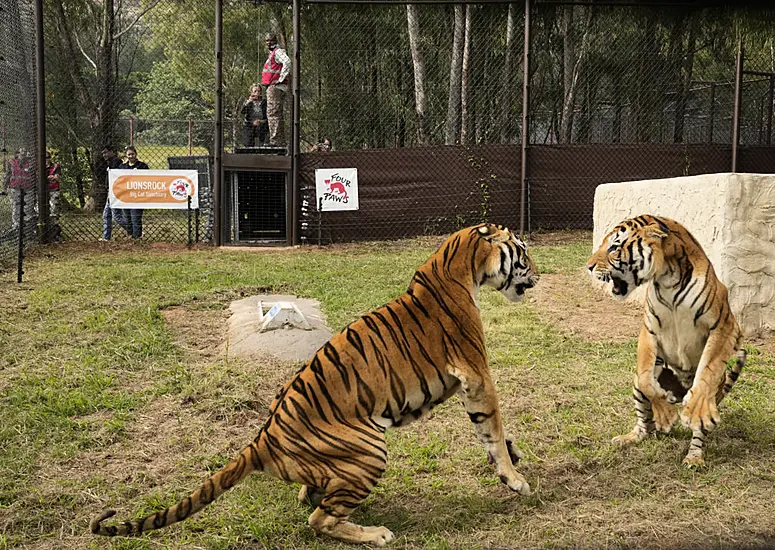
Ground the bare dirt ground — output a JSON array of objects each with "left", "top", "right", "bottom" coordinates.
[{"left": 530, "top": 269, "right": 643, "bottom": 343}]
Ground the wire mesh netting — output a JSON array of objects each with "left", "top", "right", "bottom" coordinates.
[
  {"left": 297, "top": 2, "right": 525, "bottom": 242},
  {"left": 297, "top": 2, "right": 775, "bottom": 239},
  {"left": 1, "top": 0, "right": 774, "bottom": 268},
  {"left": 0, "top": 0, "right": 38, "bottom": 269}
]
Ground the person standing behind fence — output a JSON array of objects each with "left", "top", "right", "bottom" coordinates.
[
  {"left": 7, "top": 148, "right": 37, "bottom": 232},
  {"left": 261, "top": 33, "right": 291, "bottom": 148},
  {"left": 46, "top": 151, "right": 63, "bottom": 241},
  {"left": 241, "top": 84, "right": 268, "bottom": 147},
  {"left": 311, "top": 138, "right": 331, "bottom": 152},
  {"left": 118, "top": 146, "right": 149, "bottom": 240},
  {"left": 101, "top": 145, "right": 124, "bottom": 241}
]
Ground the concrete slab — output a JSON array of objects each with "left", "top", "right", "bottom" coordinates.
[{"left": 226, "top": 294, "right": 333, "bottom": 363}]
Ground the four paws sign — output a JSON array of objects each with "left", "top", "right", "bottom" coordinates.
[{"left": 315, "top": 168, "right": 358, "bottom": 211}]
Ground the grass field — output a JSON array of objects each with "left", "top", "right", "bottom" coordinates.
[{"left": 1, "top": 235, "right": 774, "bottom": 550}]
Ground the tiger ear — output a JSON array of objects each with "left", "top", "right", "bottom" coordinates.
[
  {"left": 476, "top": 224, "right": 499, "bottom": 241},
  {"left": 643, "top": 223, "right": 668, "bottom": 240},
  {"left": 477, "top": 224, "right": 512, "bottom": 244}
]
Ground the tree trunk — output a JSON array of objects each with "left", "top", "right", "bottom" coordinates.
[
  {"left": 559, "top": 5, "right": 592, "bottom": 144},
  {"left": 395, "top": 53, "right": 406, "bottom": 147},
  {"left": 673, "top": 14, "right": 697, "bottom": 143},
  {"left": 445, "top": 4, "right": 465, "bottom": 145},
  {"left": 559, "top": 5, "right": 575, "bottom": 143},
  {"left": 635, "top": 13, "right": 659, "bottom": 142},
  {"left": 498, "top": 3, "right": 517, "bottom": 143},
  {"left": 407, "top": 5, "right": 429, "bottom": 145},
  {"left": 91, "top": 0, "right": 118, "bottom": 210},
  {"left": 73, "top": 148, "right": 85, "bottom": 208},
  {"left": 460, "top": 5, "right": 473, "bottom": 145},
  {"left": 612, "top": 84, "right": 623, "bottom": 143}
]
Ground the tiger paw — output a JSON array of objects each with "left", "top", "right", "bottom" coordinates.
[
  {"left": 497, "top": 468, "right": 531, "bottom": 495},
  {"left": 612, "top": 430, "right": 644, "bottom": 447},
  {"left": 362, "top": 526, "right": 394, "bottom": 547},
  {"left": 651, "top": 399, "right": 678, "bottom": 433},
  {"left": 682, "top": 454, "right": 706, "bottom": 469},
  {"left": 681, "top": 389, "right": 719, "bottom": 432}
]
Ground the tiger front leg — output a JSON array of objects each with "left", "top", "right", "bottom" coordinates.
[
  {"left": 614, "top": 328, "right": 677, "bottom": 446},
  {"left": 680, "top": 333, "right": 736, "bottom": 466},
  {"left": 450, "top": 365, "right": 530, "bottom": 495}
]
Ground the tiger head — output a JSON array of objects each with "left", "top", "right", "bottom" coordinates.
[
  {"left": 474, "top": 224, "right": 539, "bottom": 303},
  {"left": 586, "top": 216, "right": 668, "bottom": 299}
]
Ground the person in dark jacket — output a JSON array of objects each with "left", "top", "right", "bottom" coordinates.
[
  {"left": 241, "top": 84, "right": 268, "bottom": 147},
  {"left": 118, "top": 145, "right": 149, "bottom": 240}
]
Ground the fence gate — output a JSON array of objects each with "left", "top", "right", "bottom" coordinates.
[{"left": 222, "top": 149, "right": 292, "bottom": 245}]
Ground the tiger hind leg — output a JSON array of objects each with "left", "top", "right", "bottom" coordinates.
[
  {"left": 308, "top": 481, "right": 394, "bottom": 546},
  {"left": 297, "top": 485, "right": 325, "bottom": 508}
]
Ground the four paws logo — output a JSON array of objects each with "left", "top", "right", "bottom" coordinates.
[
  {"left": 169, "top": 178, "right": 192, "bottom": 201},
  {"left": 324, "top": 179, "right": 348, "bottom": 201}
]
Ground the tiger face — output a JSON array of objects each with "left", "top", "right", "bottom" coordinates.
[
  {"left": 587, "top": 219, "right": 668, "bottom": 299},
  {"left": 476, "top": 224, "right": 539, "bottom": 303}
]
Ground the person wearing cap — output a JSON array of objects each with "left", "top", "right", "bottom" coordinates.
[{"left": 261, "top": 32, "right": 291, "bottom": 147}]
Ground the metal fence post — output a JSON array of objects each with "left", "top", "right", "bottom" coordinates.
[
  {"left": 731, "top": 38, "right": 743, "bottom": 172},
  {"left": 35, "top": 0, "right": 48, "bottom": 243},
  {"left": 291, "top": 0, "right": 301, "bottom": 246},
  {"left": 767, "top": 74, "right": 774, "bottom": 145},
  {"left": 1, "top": 118, "right": 6, "bottom": 174},
  {"left": 519, "top": 0, "right": 531, "bottom": 237},
  {"left": 17, "top": 189, "right": 25, "bottom": 283},
  {"left": 213, "top": 0, "right": 224, "bottom": 246},
  {"left": 708, "top": 82, "right": 715, "bottom": 143}
]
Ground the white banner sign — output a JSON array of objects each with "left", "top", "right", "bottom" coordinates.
[
  {"left": 108, "top": 169, "right": 199, "bottom": 209},
  {"left": 315, "top": 168, "right": 359, "bottom": 211}
]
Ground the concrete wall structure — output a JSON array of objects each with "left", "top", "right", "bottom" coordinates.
[{"left": 593, "top": 173, "right": 775, "bottom": 338}]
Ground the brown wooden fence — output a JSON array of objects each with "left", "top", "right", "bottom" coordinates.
[{"left": 299, "top": 143, "right": 774, "bottom": 241}]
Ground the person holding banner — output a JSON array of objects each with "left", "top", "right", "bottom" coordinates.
[
  {"left": 101, "top": 145, "right": 124, "bottom": 241},
  {"left": 118, "top": 146, "right": 149, "bottom": 240}
]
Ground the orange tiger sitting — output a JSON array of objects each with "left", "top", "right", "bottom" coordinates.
[
  {"left": 91, "top": 223, "right": 539, "bottom": 546},
  {"left": 587, "top": 214, "right": 745, "bottom": 467}
]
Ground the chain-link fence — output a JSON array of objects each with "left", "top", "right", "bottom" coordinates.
[
  {"left": 297, "top": 2, "right": 774, "bottom": 239},
  {"left": 1, "top": 0, "right": 774, "bottom": 268},
  {"left": 0, "top": 0, "right": 38, "bottom": 271}
]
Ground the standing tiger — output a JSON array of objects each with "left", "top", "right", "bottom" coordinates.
[
  {"left": 91, "top": 223, "right": 539, "bottom": 546},
  {"left": 587, "top": 214, "right": 745, "bottom": 467}
]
